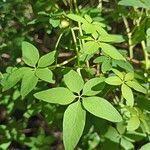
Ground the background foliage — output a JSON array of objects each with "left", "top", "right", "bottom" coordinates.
[{"left": 0, "top": 0, "right": 150, "bottom": 149}]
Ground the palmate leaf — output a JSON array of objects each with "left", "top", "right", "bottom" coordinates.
[
  {"left": 63, "top": 100, "right": 86, "bottom": 150},
  {"left": 111, "top": 68, "right": 124, "bottom": 80},
  {"left": 105, "top": 76, "right": 122, "bottom": 85},
  {"left": 35, "top": 68, "right": 54, "bottom": 83},
  {"left": 82, "top": 77, "right": 105, "bottom": 96},
  {"left": 84, "top": 14, "right": 92, "bottom": 23},
  {"left": 34, "top": 87, "right": 75, "bottom": 105},
  {"left": 126, "top": 81, "right": 147, "bottom": 94},
  {"left": 22, "top": 41, "right": 39, "bottom": 67},
  {"left": 120, "top": 138, "right": 134, "bottom": 150},
  {"left": 127, "top": 116, "right": 140, "bottom": 131},
  {"left": 101, "top": 60, "right": 112, "bottom": 73},
  {"left": 64, "top": 70, "right": 84, "bottom": 93},
  {"left": 140, "top": 143, "right": 150, "bottom": 150},
  {"left": 93, "top": 56, "right": 108, "bottom": 63},
  {"left": 93, "top": 22, "right": 108, "bottom": 35},
  {"left": 2, "top": 67, "right": 28, "bottom": 91},
  {"left": 118, "top": 0, "right": 146, "bottom": 8},
  {"left": 82, "top": 97, "right": 122, "bottom": 122},
  {"left": 121, "top": 84, "right": 134, "bottom": 107},
  {"left": 105, "top": 126, "right": 120, "bottom": 143},
  {"left": 99, "top": 43, "right": 126, "bottom": 61},
  {"left": 113, "top": 60, "right": 134, "bottom": 72},
  {"left": 38, "top": 51, "right": 56, "bottom": 68},
  {"left": 99, "top": 34, "right": 125, "bottom": 43},
  {"left": 82, "top": 22, "right": 96, "bottom": 34},
  {"left": 124, "top": 72, "right": 134, "bottom": 81},
  {"left": 67, "top": 14, "right": 87, "bottom": 24},
  {"left": 21, "top": 69, "right": 38, "bottom": 97},
  {"left": 83, "top": 41, "right": 100, "bottom": 54}
]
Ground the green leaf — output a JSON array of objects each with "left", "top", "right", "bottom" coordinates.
[
  {"left": 64, "top": 70, "right": 84, "bottom": 93},
  {"left": 124, "top": 72, "right": 134, "bottom": 81},
  {"left": 105, "top": 126, "right": 120, "bottom": 143},
  {"left": 111, "top": 68, "right": 124, "bottom": 80},
  {"left": 82, "top": 97, "right": 122, "bottom": 122},
  {"left": 22, "top": 41, "right": 39, "bottom": 67},
  {"left": 93, "top": 22, "right": 108, "bottom": 35},
  {"left": 120, "top": 138, "right": 134, "bottom": 150},
  {"left": 2, "top": 67, "right": 29, "bottom": 91},
  {"left": 49, "top": 19, "right": 60, "bottom": 28},
  {"left": 63, "top": 101, "right": 86, "bottom": 150},
  {"left": 84, "top": 14, "right": 92, "bottom": 23},
  {"left": 82, "top": 77, "right": 105, "bottom": 96},
  {"left": 38, "top": 51, "right": 56, "bottom": 68},
  {"left": 93, "top": 56, "right": 108, "bottom": 63},
  {"left": 113, "top": 60, "right": 134, "bottom": 72},
  {"left": 127, "top": 116, "right": 140, "bottom": 131},
  {"left": 21, "top": 69, "right": 38, "bottom": 97},
  {"left": 35, "top": 68, "right": 54, "bottom": 83},
  {"left": 101, "top": 60, "right": 112, "bottom": 73},
  {"left": 82, "top": 22, "right": 96, "bottom": 34},
  {"left": 140, "top": 143, "right": 150, "bottom": 150},
  {"left": 105, "top": 76, "right": 122, "bottom": 85},
  {"left": 83, "top": 41, "right": 100, "bottom": 54},
  {"left": 67, "top": 14, "right": 87, "bottom": 24},
  {"left": 0, "top": 72, "right": 2, "bottom": 80},
  {"left": 118, "top": 0, "right": 146, "bottom": 8},
  {"left": 121, "top": 84, "right": 134, "bottom": 107},
  {"left": 126, "top": 81, "right": 147, "bottom": 94},
  {"left": 144, "top": 0, "right": 150, "bottom": 8},
  {"left": 34, "top": 87, "right": 75, "bottom": 105},
  {"left": 0, "top": 142, "right": 11, "bottom": 150},
  {"left": 99, "top": 34, "right": 125, "bottom": 43},
  {"left": 99, "top": 43, "right": 125, "bottom": 60}
]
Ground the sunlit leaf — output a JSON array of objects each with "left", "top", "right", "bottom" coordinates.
[
  {"left": 34, "top": 87, "right": 75, "bottom": 105},
  {"left": 35, "top": 68, "right": 54, "bottom": 83},
  {"left": 83, "top": 41, "right": 100, "bottom": 54},
  {"left": 83, "top": 97, "right": 122, "bottom": 122},
  {"left": 67, "top": 14, "right": 87, "bottom": 23},
  {"left": 118, "top": 0, "right": 146, "bottom": 8},
  {"left": 21, "top": 69, "right": 38, "bottom": 97},
  {"left": 2, "top": 67, "right": 28, "bottom": 91},
  {"left": 83, "top": 77, "right": 105, "bottom": 96},
  {"left": 38, "top": 51, "right": 56, "bottom": 68},
  {"left": 126, "top": 81, "right": 147, "bottom": 94},
  {"left": 121, "top": 84, "right": 134, "bottom": 107},
  {"left": 63, "top": 101, "right": 86, "bottom": 150},
  {"left": 111, "top": 68, "right": 124, "bottom": 80},
  {"left": 64, "top": 70, "right": 84, "bottom": 93},
  {"left": 105, "top": 76, "right": 122, "bottom": 85},
  {"left": 22, "top": 41, "right": 39, "bottom": 67},
  {"left": 124, "top": 72, "right": 134, "bottom": 81},
  {"left": 99, "top": 34, "right": 125, "bottom": 43},
  {"left": 99, "top": 43, "right": 125, "bottom": 60},
  {"left": 127, "top": 116, "right": 140, "bottom": 131}
]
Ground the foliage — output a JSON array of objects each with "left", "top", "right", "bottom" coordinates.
[{"left": 0, "top": 0, "right": 150, "bottom": 149}]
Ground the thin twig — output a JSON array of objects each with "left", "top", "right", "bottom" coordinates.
[{"left": 122, "top": 15, "right": 134, "bottom": 59}]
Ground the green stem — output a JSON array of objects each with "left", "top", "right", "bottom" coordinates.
[
  {"left": 54, "top": 32, "right": 64, "bottom": 65},
  {"left": 134, "top": 9, "right": 149, "bottom": 70},
  {"left": 71, "top": 28, "right": 80, "bottom": 66},
  {"left": 122, "top": 15, "right": 134, "bottom": 59},
  {"left": 49, "top": 56, "right": 77, "bottom": 69},
  {"left": 141, "top": 40, "right": 149, "bottom": 70},
  {"left": 69, "top": 0, "right": 73, "bottom": 12},
  {"left": 55, "top": 32, "right": 63, "bottom": 50},
  {"left": 97, "top": 0, "right": 103, "bottom": 11},
  {"left": 73, "top": 0, "right": 79, "bottom": 13}
]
